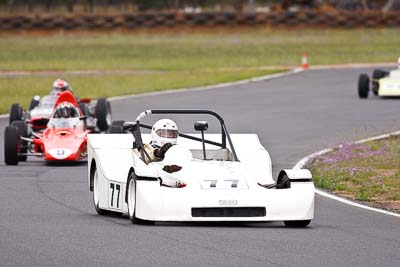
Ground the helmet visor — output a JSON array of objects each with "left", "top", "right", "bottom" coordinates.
[
  {"left": 61, "top": 107, "right": 71, "bottom": 118},
  {"left": 156, "top": 129, "right": 178, "bottom": 138}
]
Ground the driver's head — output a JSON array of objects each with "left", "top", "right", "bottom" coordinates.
[
  {"left": 54, "top": 102, "right": 77, "bottom": 119},
  {"left": 52, "top": 79, "right": 71, "bottom": 93},
  {"left": 398, "top": 56, "right": 400, "bottom": 69},
  {"left": 151, "top": 119, "right": 178, "bottom": 147}
]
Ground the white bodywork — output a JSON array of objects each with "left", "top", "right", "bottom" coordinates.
[
  {"left": 378, "top": 70, "right": 400, "bottom": 96},
  {"left": 29, "top": 95, "right": 58, "bottom": 118},
  {"left": 88, "top": 133, "right": 314, "bottom": 222}
]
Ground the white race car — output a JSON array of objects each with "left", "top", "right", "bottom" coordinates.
[
  {"left": 358, "top": 68, "right": 400, "bottom": 98},
  {"left": 87, "top": 110, "right": 314, "bottom": 227}
]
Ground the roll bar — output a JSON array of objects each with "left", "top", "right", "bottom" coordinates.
[{"left": 132, "top": 109, "right": 238, "bottom": 161}]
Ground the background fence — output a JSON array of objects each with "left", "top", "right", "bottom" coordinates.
[
  {"left": 1, "top": 1, "right": 400, "bottom": 14},
  {"left": 1, "top": 11, "right": 399, "bottom": 30}
]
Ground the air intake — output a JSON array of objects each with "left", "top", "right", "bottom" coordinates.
[{"left": 192, "top": 207, "right": 266, "bottom": 217}]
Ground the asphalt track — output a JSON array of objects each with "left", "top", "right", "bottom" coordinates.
[{"left": 1, "top": 68, "right": 399, "bottom": 266}]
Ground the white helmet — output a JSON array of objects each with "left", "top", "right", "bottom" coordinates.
[
  {"left": 151, "top": 119, "right": 178, "bottom": 147},
  {"left": 398, "top": 57, "right": 400, "bottom": 69},
  {"left": 52, "top": 79, "right": 71, "bottom": 93}
]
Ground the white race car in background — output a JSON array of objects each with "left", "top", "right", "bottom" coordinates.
[
  {"left": 87, "top": 110, "right": 314, "bottom": 227},
  {"left": 358, "top": 68, "right": 400, "bottom": 98}
]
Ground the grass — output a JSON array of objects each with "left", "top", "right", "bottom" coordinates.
[
  {"left": 0, "top": 69, "right": 279, "bottom": 113},
  {"left": 307, "top": 135, "right": 400, "bottom": 212},
  {"left": 1, "top": 29, "right": 400, "bottom": 71},
  {"left": 1, "top": 28, "right": 400, "bottom": 113}
]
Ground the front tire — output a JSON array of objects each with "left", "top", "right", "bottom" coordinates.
[
  {"left": 4, "top": 126, "right": 19, "bottom": 165},
  {"left": 95, "top": 98, "right": 111, "bottom": 132},
  {"left": 127, "top": 176, "right": 137, "bottom": 223},
  {"left": 127, "top": 173, "right": 154, "bottom": 225},
  {"left": 93, "top": 168, "right": 107, "bottom": 215},
  {"left": 358, "top": 74, "right": 369, "bottom": 99},
  {"left": 9, "top": 103, "right": 22, "bottom": 125},
  {"left": 11, "top": 120, "right": 28, "bottom": 161},
  {"left": 284, "top": 220, "right": 311, "bottom": 228}
]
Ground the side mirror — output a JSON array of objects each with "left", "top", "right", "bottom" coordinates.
[
  {"left": 79, "top": 97, "right": 91, "bottom": 104},
  {"left": 194, "top": 121, "right": 208, "bottom": 132}
]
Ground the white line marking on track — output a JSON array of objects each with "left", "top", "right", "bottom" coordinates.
[
  {"left": 294, "top": 131, "right": 400, "bottom": 218},
  {"left": 310, "top": 62, "right": 395, "bottom": 70}
]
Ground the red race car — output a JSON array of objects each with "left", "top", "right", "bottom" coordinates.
[{"left": 4, "top": 91, "right": 111, "bottom": 165}]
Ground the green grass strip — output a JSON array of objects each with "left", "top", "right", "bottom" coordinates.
[
  {"left": 0, "top": 69, "right": 281, "bottom": 114},
  {"left": 0, "top": 29, "right": 399, "bottom": 71}
]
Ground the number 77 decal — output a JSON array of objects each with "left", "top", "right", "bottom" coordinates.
[
  {"left": 204, "top": 179, "right": 239, "bottom": 188},
  {"left": 109, "top": 181, "right": 121, "bottom": 209}
]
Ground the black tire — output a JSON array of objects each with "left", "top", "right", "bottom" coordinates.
[
  {"left": 29, "top": 98, "right": 40, "bottom": 111},
  {"left": 11, "top": 120, "right": 28, "bottom": 161},
  {"left": 358, "top": 74, "right": 369, "bottom": 99},
  {"left": 108, "top": 125, "right": 124, "bottom": 134},
  {"left": 372, "top": 69, "right": 388, "bottom": 80},
  {"left": 127, "top": 172, "right": 154, "bottom": 225},
  {"left": 4, "top": 126, "right": 19, "bottom": 165},
  {"left": 9, "top": 103, "right": 22, "bottom": 125},
  {"left": 111, "top": 120, "right": 125, "bottom": 126},
  {"left": 284, "top": 220, "right": 311, "bottom": 227},
  {"left": 95, "top": 98, "right": 111, "bottom": 132},
  {"left": 79, "top": 103, "right": 89, "bottom": 117}
]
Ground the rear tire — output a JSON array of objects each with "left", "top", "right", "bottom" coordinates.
[
  {"left": 372, "top": 69, "right": 388, "bottom": 80},
  {"left": 11, "top": 120, "right": 28, "bottom": 161},
  {"left": 4, "top": 126, "right": 19, "bottom": 165},
  {"left": 79, "top": 103, "right": 89, "bottom": 117},
  {"left": 108, "top": 125, "right": 124, "bottom": 134},
  {"left": 284, "top": 220, "right": 311, "bottom": 228},
  {"left": 9, "top": 103, "right": 22, "bottom": 125},
  {"left": 111, "top": 120, "right": 125, "bottom": 126},
  {"left": 358, "top": 74, "right": 369, "bottom": 99},
  {"left": 95, "top": 98, "right": 111, "bottom": 132}
]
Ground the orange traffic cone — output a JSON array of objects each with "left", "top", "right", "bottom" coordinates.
[{"left": 302, "top": 53, "right": 309, "bottom": 70}]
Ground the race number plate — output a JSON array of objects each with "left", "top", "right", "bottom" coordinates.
[{"left": 108, "top": 181, "right": 122, "bottom": 210}]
